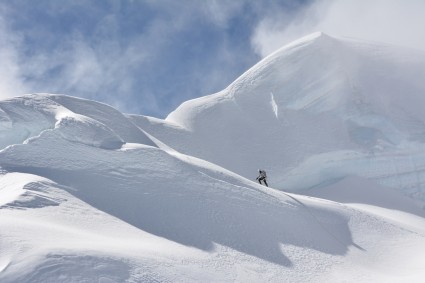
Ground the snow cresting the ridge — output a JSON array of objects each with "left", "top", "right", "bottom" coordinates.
[
  {"left": 136, "top": 32, "right": 425, "bottom": 208},
  {"left": 0, "top": 94, "right": 156, "bottom": 150},
  {"left": 1, "top": 32, "right": 425, "bottom": 283}
]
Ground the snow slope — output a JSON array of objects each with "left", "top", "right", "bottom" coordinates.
[
  {"left": 131, "top": 32, "right": 425, "bottom": 207},
  {"left": 0, "top": 121, "right": 424, "bottom": 282},
  {"left": 1, "top": 32, "right": 425, "bottom": 282}
]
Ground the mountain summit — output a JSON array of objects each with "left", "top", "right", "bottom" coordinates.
[{"left": 134, "top": 32, "right": 425, "bottom": 201}]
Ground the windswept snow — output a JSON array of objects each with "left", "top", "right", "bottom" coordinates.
[
  {"left": 132, "top": 32, "right": 425, "bottom": 206},
  {"left": 1, "top": 32, "right": 425, "bottom": 282},
  {"left": 0, "top": 94, "right": 155, "bottom": 150}
]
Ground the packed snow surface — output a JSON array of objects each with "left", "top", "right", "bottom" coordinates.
[{"left": 1, "top": 33, "right": 425, "bottom": 282}]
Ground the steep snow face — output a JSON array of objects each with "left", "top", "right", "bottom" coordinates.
[
  {"left": 134, "top": 32, "right": 425, "bottom": 203},
  {"left": 0, "top": 95, "right": 57, "bottom": 149},
  {"left": 0, "top": 94, "right": 155, "bottom": 150}
]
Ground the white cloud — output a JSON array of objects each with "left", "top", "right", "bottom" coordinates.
[
  {"left": 252, "top": 0, "right": 425, "bottom": 57},
  {"left": 202, "top": 0, "right": 246, "bottom": 28},
  {"left": 0, "top": 1, "right": 252, "bottom": 115},
  {"left": 1, "top": 1, "right": 309, "bottom": 116},
  {"left": 0, "top": 16, "right": 29, "bottom": 99}
]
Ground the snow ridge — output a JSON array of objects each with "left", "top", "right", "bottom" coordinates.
[
  {"left": 138, "top": 32, "right": 425, "bottom": 206},
  {"left": 1, "top": 33, "right": 425, "bottom": 282},
  {"left": 0, "top": 94, "right": 156, "bottom": 150}
]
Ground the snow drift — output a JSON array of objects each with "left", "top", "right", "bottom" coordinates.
[{"left": 1, "top": 33, "right": 425, "bottom": 282}]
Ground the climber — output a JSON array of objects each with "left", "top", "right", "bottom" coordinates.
[{"left": 256, "top": 169, "right": 268, "bottom": 187}]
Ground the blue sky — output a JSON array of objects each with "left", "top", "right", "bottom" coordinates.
[{"left": 1, "top": 0, "right": 424, "bottom": 118}]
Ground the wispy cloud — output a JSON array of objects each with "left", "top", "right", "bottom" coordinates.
[
  {"left": 252, "top": 0, "right": 425, "bottom": 57},
  {"left": 0, "top": 1, "right": 165, "bottom": 114},
  {"left": 0, "top": 13, "right": 29, "bottom": 99},
  {"left": 0, "top": 1, "right": 249, "bottom": 115},
  {"left": 0, "top": 0, "right": 311, "bottom": 117}
]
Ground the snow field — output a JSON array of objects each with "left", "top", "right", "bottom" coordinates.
[{"left": 1, "top": 32, "right": 425, "bottom": 282}]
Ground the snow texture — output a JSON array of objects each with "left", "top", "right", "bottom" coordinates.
[
  {"left": 1, "top": 32, "right": 425, "bottom": 282},
  {"left": 133, "top": 32, "right": 425, "bottom": 205}
]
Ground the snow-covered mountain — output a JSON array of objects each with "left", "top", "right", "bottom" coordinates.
[
  {"left": 1, "top": 33, "right": 425, "bottom": 282},
  {"left": 133, "top": 32, "right": 425, "bottom": 202}
]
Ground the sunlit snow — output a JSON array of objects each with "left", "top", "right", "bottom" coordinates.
[{"left": 1, "top": 32, "right": 425, "bottom": 282}]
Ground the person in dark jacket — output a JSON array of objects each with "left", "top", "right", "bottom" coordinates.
[{"left": 256, "top": 169, "right": 268, "bottom": 187}]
